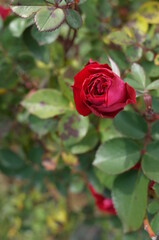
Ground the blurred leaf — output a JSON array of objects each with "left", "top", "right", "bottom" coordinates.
[
  {"left": 0, "top": 149, "right": 25, "bottom": 170},
  {"left": 151, "top": 212, "right": 159, "bottom": 234},
  {"left": 124, "top": 45, "right": 143, "bottom": 62},
  {"left": 0, "top": 60, "right": 18, "bottom": 89},
  {"left": 9, "top": 18, "right": 33, "bottom": 37},
  {"left": 152, "top": 97, "right": 159, "bottom": 112},
  {"left": 28, "top": 115, "right": 57, "bottom": 136},
  {"left": 148, "top": 200, "right": 159, "bottom": 214},
  {"left": 112, "top": 171, "right": 148, "bottom": 232},
  {"left": 145, "top": 51, "right": 154, "bottom": 62},
  {"left": 93, "top": 138, "right": 140, "bottom": 175},
  {"left": 11, "top": 6, "right": 42, "bottom": 18},
  {"left": 23, "top": 28, "right": 50, "bottom": 63},
  {"left": 131, "top": 63, "right": 146, "bottom": 90},
  {"left": 147, "top": 80, "right": 159, "bottom": 90},
  {"left": 58, "top": 112, "right": 89, "bottom": 146},
  {"left": 94, "top": 168, "right": 116, "bottom": 190},
  {"left": 151, "top": 121, "right": 159, "bottom": 140},
  {"left": 104, "top": 28, "right": 135, "bottom": 46},
  {"left": 70, "top": 125, "right": 98, "bottom": 154},
  {"left": 22, "top": 89, "right": 69, "bottom": 119},
  {"left": 69, "top": 176, "right": 84, "bottom": 193},
  {"left": 31, "top": 25, "right": 59, "bottom": 45},
  {"left": 0, "top": 17, "right": 3, "bottom": 30},
  {"left": 139, "top": 1, "right": 159, "bottom": 24},
  {"left": 11, "top": 0, "right": 46, "bottom": 6},
  {"left": 154, "top": 53, "right": 159, "bottom": 66},
  {"left": 114, "top": 111, "right": 147, "bottom": 139},
  {"left": 66, "top": 9, "right": 82, "bottom": 29},
  {"left": 58, "top": 78, "right": 73, "bottom": 102},
  {"left": 153, "top": 183, "right": 159, "bottom": 197},
  {"left": 28, "top": 145, "right": 43, "bottom": 164}
]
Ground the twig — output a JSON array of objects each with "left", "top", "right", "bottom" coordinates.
[{"left": 144, "top": 218, "right": 157, "bottom": 240}]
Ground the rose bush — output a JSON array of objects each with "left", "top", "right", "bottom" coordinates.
[
  {"left": 1, "top": 0, "right": 159, "bottom": 239},
  {"left": 72, "top": 59, "right": 136, "bottom": 118}
]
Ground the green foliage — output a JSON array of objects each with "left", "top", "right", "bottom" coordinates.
[
  {"left": 1, "top": 0, "right": 159, "bottom": 239},
  {"left": 112, "top": 171, "right": 148, "bottom": 232},
  {"left": 93, "top": 138, "right": 140, "bottom": 175}
]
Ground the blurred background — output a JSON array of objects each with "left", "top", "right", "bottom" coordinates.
[{"left": 1, "top": 0, "right": 159, "bottom": 239}]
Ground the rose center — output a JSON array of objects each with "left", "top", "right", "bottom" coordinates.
[{"left": 88, "top": 76, "right": 111, "bottom": 97}]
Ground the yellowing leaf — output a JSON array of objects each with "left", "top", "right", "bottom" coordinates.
[
  {"left": 139, "top": 1, "right": 159, "bottom": 24},
  {"left": 61, "top": 152, "right": 78, "bottom": 166},
  {"left": 154, "top": 54, "right": 159, "bottom": 66},
  {"left": 103, "top": 28, "right": 135, "bottom": 46},
  {"left": 0, "top": 88, "right": 7, "bottom": 95},
  {"left": 130, "top": 13, "right": 148, "bottom": 34}
]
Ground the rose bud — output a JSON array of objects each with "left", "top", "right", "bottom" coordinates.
[
  {"left": 88, "top": 184, "right": 116, "bottom": 215},
  {"left": 0, "top": 6, "right": 10, "bottom": 20},
  {"left": 72, "top": 59, "right": 136, "bottom": 118}
]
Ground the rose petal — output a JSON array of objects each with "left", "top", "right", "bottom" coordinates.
[
  {"left": 125, "top": 83, "right": 136, "bottom": 104},
  {"left": 107, "top": 74, "right": 126, "bottom": 106},
  {"left": 72, "top": 86, "right": 91, "bottom": 116}
]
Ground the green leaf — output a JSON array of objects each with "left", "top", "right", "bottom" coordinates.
[
  {"left": 31, "top": 25, "right": 59, "bottom": 45},
  {"left": 151, "top": 121, "right": 159, "bottom": 140},
  {"left": 28, "top": 145, "right": 44, "bottom": 164},
  {"left": 153, "top": 183, "right": 159, "bottom": 197},
  {"left": 35, "top": 7, "right": 65, "bottom": 32},
  {"left": 152, "top": 97, "right": 159, "bottom": 112},
  {"left": 104, "top": 29, "right": 135, "bottom": 46},
  {"left": 65, "top": 9, "right": 82, "bottom": 29},
  {"left": 9, "top": 18, "right": 33, "bottom": 37},
  {"left": 23, "top": 28, "right": 50, "bottom": 63},
  {"left": 58, "top": 112, "right": 89, "bottom": 146},
  {"left": 148, "top": 200, "right": 159, "bottom": 214},
  {"left": 11, "top": 0, "right": 46, "bottom": 6},
  {"left": 94, "top": 168, "right": 116, "bottom": 190},
  {"left": 0, "top": 17, "right": 3, "bottom": 30},
  {"left": 0, "top": 149, "right": 25, "bottom": 170},
  {"left": 145, "top": 51, "right": 154, "bottom": 62},
  {"left": 112, "top": 171, "right": 148, "bottom": 232},
  {"left": 124, "top": 45, "right": 143, "bottom": 63},
  {"left": 151, "top": 212, "right": 159, "bottom": 234},
  {"left": 142, "top": 141, "right": 159, "bottom": 182},
  {"left": 114, "top": 111, "right": 147, "bottom": 139},
  {"left": 0, "top": 60, "right": 18, "bottom": 89},
  {"left": 93, "top": 138, "right": 140, "bottom": 175},
  {"left": 146, "top": 80, "right": 159, "bottom": 90},
  {"left": 99, "top": 118, "right": 120, "bottom": 143},
  {"left": 70, "top": 125, "right": 98, "bottom": 154},
  {"left": 131, "top": 63, "right": 146, "bottom": 90},
  {"left": 11, "top": 6, "right": 42, "bottom": 18},
  {"left": 28, "top": 115, "right": 57, "bottom": 136},
  {"left": 22, "top": 89, "right": 69, "bottom": 119}
]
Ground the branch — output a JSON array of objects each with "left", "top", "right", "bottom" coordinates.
[{"left": 144, "top": 218, "right": 157, "bottom": 240}]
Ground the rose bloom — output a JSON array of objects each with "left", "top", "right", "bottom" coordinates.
[
  {"left": 72, "top": 59, "right": 136, "bottom": 118},
  {"left": 0, "top": 6, "right": 10, "bottom": 20},
  {"left": 88, "top": 184, "right": 116, "bottom": 215}
]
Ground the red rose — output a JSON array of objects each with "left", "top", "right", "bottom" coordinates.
[
  {"left": 72, "top": 59, "right": 136, "bottom": 118},
  {"left": 0, "top": 6, "right": 10, "bottom": 20},
  {"left": 88, "top": 184, "right": 116, "bottom": 215}
]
